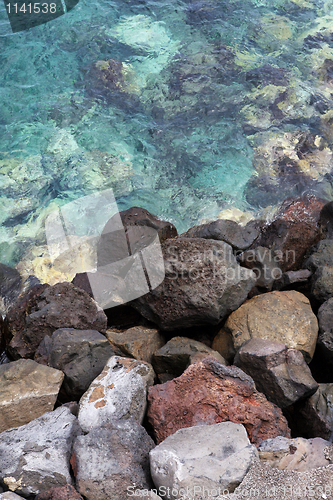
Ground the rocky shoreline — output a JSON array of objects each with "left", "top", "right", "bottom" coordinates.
[{"left": 0, "top": 197, "right": 333, "bottom": 499}]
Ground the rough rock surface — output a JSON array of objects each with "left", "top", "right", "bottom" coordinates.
[
  {"left": 132, "top": 237, "right": 256, "bottom": 330},
  {"left": 305, "top": 240, "right": 333, "bottom": 301},
  {"left": 318, "top": 297, "right": 333, "bottom": 334},
  {"left": 222, "top": 290, "right": 318, "bottom": 362},
  {"left": 258, "top": 436, "right": 332, "bottom": 471},
  {"left": 0, "top": 406, "right": 81, "bottom": 497},
  {"left": 106, "top": 326, "right": 165, "bottom": 364},
  {"left": 150, "top": 422, "right": 259, "bottom": 497},
  {"left": 288, "top": 384, "right": 333, "bottom": 440},
  {"left": 0, "top": 264, "right": 22, "bottom": 315},
  {"left": 249, "top": 195, "right": 325, "bottom": 272},
  {"left": 78, "top": 356, "right": 155, "bottom": 433},
  {"left": 3, "top": 282, "right": 107, "bottom": 359},
  {"left": 234, "top": 338, "right": 318, "bottom": 407},
  {"left": 147, "top": 357, "right": 290, "bottom": 446},
  {"left": 152, "top": 336, "right": 226, "bottom": 379},
  {"left": 34, "top": 328, "right": 114, "bottom": 400},
  {"left": 238, "top": 246, "right": 282, "bottom": 290},
  {"left": 181, "top": 219, "right": 259, "bottom": 250},
  {"left": 118, "top": 206, "right": 178, "bottom": 243},
  {"left": 36, "top": 485, "right": 84, "bottom": 500},
  {"left": 0, "top": 493, "right": 26, "bottom": 499},
  {"left": 72, "top": 419, "right": 155, "bottom": 500},
  {"left": 0, "top": 358, "right": 64, "bottom": 432}
]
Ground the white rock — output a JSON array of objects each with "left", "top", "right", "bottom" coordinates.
[{"left": 78, "top": 356, "right": 155, "bottom": 433}]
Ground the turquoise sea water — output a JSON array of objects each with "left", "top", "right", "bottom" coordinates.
[{"left": 1, "top": 0, "right": 333, "bottom": 268}]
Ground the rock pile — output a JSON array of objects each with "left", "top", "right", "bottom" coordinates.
[{"left": 0, "top": 198, "right": 333, "bottom": 499}]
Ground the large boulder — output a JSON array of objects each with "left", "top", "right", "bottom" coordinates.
[
  {"left": 147, "top": 357, "right": 290, "bottom": 446},
  {"left": 258, "top": 436, "right": 332, "bottom": 472},
  {"left": 152, "top": 336, "right": 226, "bottom": 380},
  {"left": 3, "top": 282, "right": 107, "bottom": 359},
  {"left": 0, "top": 407, "right": 81, "bottom": 497},
  {"left": 72, "top": 419, "right": 155, "bottom": 500},
  {"left": 234, "top": 338, "right": 318, "bottom": 408},
  {"left": 0, "top": 359, "right": 64, "bottom": 433},
  {"left": 106, "top": 326, "right": 165, "bottom": 364},
  {"left": 132, "top": 237, "right": 256, "bottom": 330},
  {"left": 78, "top": 356, "right": 155, "bottom": 433},
  {"left": 249, "top": 195, "right": 325, "bottom": 272},
  {"left": 221, "top": 290, "right": 318, "bottom": 363},
  {"left": 34, "top": 328, "right": 114, "bottom": 401},
  {"left": 150, "top": 422, "right": 259, "bottom": 498}
]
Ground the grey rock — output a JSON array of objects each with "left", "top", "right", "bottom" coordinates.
[
  {"left": 313, "top": 332, "right": 333, "bottom": 380},
  {"left": 258, "top": 436, "right": 331, "bottom": 471},
  {"left": 78, "top": 356, "right": 155, "bottom": 433},
  {"left": 290, "top": 383, "right": 333, "bottom": 440},
  {"left": 0, "top": 406, "right": 81, "bottom": 497},
  {"left": 149, "top": 422, "right": 259, "bottom": 498},
  {"left": 318, "top": 297, "right": 333, "bottom": 334},
  {"left": 0, "top": 359, "right": 64, "bottom": 432},
  {"left": 132, "top": 237, "right": 256, "bottom": 330},
  {"left": 238, "top": 246, "right": 282, "bottom": 290},
  {"left": 0, "top": 493, "right": 26, "bottom": 499},
  {"left": 34, "top": 328, "right": 114, "bottom": 400},
  {"left": 181, "top": 219, "right": 259, "bottom": 251},
  {"left": 234, "top": 338, "right": 318, "bottom": 408},
  {"left": 73, "top": 419, "right": 155, "bottom": 500},
  {"left": 0, "top": 264, "right": 22, "bottom": 315},
  {"left": 306, "top": 239, "right": 333, "bottom": 271},
  {"left": 311, "top": 266, "right": 333, "bottom": 302},
  {"left": 152, "top": 336, "right": 226, "bottom": 379}
]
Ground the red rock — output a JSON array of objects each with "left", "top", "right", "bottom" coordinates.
[
  {"left": 252, "top": 195, "right": 326, "bottom": 271},
  {"left": 147, "top": 357, "right": 290, "bottom": 446},
  {"left": 36, "top": 484, "right": 84, "bottom": 500}
]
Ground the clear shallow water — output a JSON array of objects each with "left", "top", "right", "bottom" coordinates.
[{"left": 1, "top": 0, "right": 333, "bottom": 268}]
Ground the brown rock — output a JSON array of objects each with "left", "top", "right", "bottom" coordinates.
[
  {"left": 251, "top": 195, "right": 325, "bottom": 272},
  {"left": 119, "top": 206, "right": 177, "bottom": 243},
  {"left": 0, "top": 359, "right": 64, "bottom": 433},
  {"left": 3, "top": 282, "right": 107, "bottom": 359},
  {"left": 222, "top": 290, "right": 318, "bottom": 362},
  {"left": 106, "top": 326, "right": 165, "bottom": 364},
  {"left": 212, "top": 327, "right": 236, "bottom": 364},
  {"left": 36, "top": 485, "right": 84, "bottom": 500},
  {"left": 147, "top": 357, "right": 290, "bottom": 446}
]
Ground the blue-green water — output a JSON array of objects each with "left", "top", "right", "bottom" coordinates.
[{"left": 1, "top": 0, "right": 333, "bottom": 268}]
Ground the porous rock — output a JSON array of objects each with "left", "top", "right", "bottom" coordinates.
[
  {"left": 34, "top": 328, "right": 114, "bottom": 400},
  {"left": 132, "top": 237, "right": 256, "bottom": 330},
  {"left": 147, "top": 357, "right": 290, "bottom": 446},
  {"left": 222, "top": 290, "right": 318, "bottom": 362},
  {"left": 0, "top": 406, "right": 81, "bottom": 497},
  {"left": 0, "top": 358, "right": 64, "bottom": 433},
  {"left": 234, "top": 338, "right": 318, "bottom": 408},
  {"left": 150, "top": 422, "right": 259, "bottom": 497},
  {"left": 3, "top": 282, "right": 107, "bottom": 359},
  {"left": 106, "top": 326, "right": 165, "bottom": 364},
  {"left": 72, "top": 419, "right": 154, "bottom": 500},
  {"left": 78, "top": 355, "right": 155, "bottom": 433}
]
